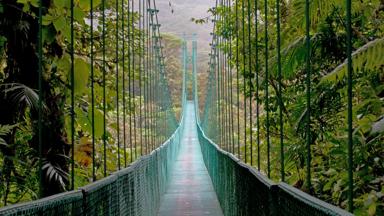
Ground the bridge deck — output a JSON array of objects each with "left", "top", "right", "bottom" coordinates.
[{"left": 157, "top": 102, "right": 223, "bottom": 216}]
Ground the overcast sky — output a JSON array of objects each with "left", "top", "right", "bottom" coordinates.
[{"left": 156, "top": 0, "right": 214, "bottom": 50}]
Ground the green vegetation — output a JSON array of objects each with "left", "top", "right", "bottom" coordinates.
[
  {"left": 201, "top": 0, "right": 384, "bottom": 214},
  {"left": 0, "top": 0, "right": 183, "bottom": 207}
]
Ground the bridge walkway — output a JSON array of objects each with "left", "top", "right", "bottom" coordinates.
[{"left": 157, "top": 102, "right": 223, "bottom": 216}]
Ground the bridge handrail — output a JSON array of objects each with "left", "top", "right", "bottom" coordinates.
[{"left": 196, "top": 120, "right": 353, "bottom": 216}]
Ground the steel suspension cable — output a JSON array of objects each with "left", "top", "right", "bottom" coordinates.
[
  {"left": 139, "top": 0, "right": 143, "bottom": 156},
  {"left": 305, "top": 0, "right": 311, "bottom": 191},
  {"left": 346, "top": 0, "right": 353, "bottom": 211},
  {"left": 225, "top": 0, "right": 230, "bottom": 151},
  {"left": 254, "top": 0, "right": 260, "bottom": 171},
  {"left": 276, "top": 0, "right": 284, "bottom": 182},
  {"left": 229, "top": 0, "right": 235, "bottom": 154},
  {"left": 242, "top": 0, "right": 247, "bottom": 163},
  {"left": 102, "top": 0, "right": 107, "bottom": 177},
  {"left": 223, "top": 1, "right": 228, "bottom": 150},
  {"left": 219, "top": 1, "right": 223, "bottom": 147},
  {"left": 235, "top": 0, "right": 240, "bottom": 158},
  {"left": 142, "top": 0, "right": 147, "bottom": 155},
  {"left": 247, "top": 0, "right": 253, "bottom": 166},
  {"left": 149, "top": 4, "right": 154, "bottom": 151},
  {"left": 147, "top": 3, "right": 153, "bottom": 151},
  {"left": 222, "top": 0, "right": 229, "bottom": 151},
  {"left": 132, "top": 0, "right": 138, "bottom": 160},
  {"left": 264, "top": 0, "right": 271, "bottom": 178},
  {"left": 90, "top": 0, "right": 96, "bottom": 180},
  {"left": 122, "top": 0, "right": 127, "bottom": 168},
  {"left": 128, "top": 0, "right": 133, "bottom": 163},
  {"left": 144, "top": 0, "right": 149, "bottom": 154},
  {"left": 116, "top": 0, "right": 121, "bottom": 170},
  {"left": 70, "top": 0, "right": 75, "bottom": 188},
  {"left": 38, "top": 0, "right": 43, "bottom": 198}
]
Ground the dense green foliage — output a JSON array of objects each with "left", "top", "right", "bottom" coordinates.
[
  {"left": 0, "top": 0, "right": 182, "bottom": 207},
  {"left": 202, "top": 0, "right": 384, "bottom": 214}
]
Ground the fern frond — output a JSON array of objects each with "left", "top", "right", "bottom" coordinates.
[
  {"left": 289, "top": 0, "right": 379, "bottom": 30},
  {"left": 269, "top": 34, "right": 319, "bottom": 79},
  {"left": 321, "top": 38, "right": 384, "bottom": 84}
]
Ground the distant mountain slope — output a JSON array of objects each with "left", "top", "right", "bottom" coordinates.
[
  {"left": 157, "top": 0, "right": 214, "bottom": 46},
  {"left": 157, "top": 0, "right": 213, "bottom": 74}
]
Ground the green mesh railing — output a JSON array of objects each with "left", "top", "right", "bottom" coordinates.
[
  {"left": 196, "top": 119, "right": 353, "bottom": 216},
  {"left": 0, "top": 115, "right": 184, "bottom": 216},
  {"left": 0, "top": 191, "right": 83, "bottom": 216}
]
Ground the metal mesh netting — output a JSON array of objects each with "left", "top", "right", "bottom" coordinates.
[
  {"left": 81, "top": 175, "right": 119, "bottom": 215},
  {"left": 0, "top": 117, "right": 183, "bottom": 216},
  {"left": 275, "top": 183, "right": 353, "bottom": 216},
  {"left": 196, "top": 121, "right": 353, "bottom": 216},
  {"left": 0, "top": 191, "right": 83, "bottom": 216}
]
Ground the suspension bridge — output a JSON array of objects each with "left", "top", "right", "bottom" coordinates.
[{"left": 0, "top": 0, "right": 371, "bottom": 215}]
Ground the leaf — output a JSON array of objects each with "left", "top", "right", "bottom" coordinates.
[
  {"left": 42, "top": 26, "right": 56, "bottom": 44},
  {"left": 368, "top": 202, "right": 376, "bottom": 216},
  {"left": 0, "top": 124, "right": 17, "bottom": 136},
  {"left": 42, "top": 160, "right": 68, "bottom": 190},
  {"left": 53, "top": 0, "right": 69, "bottom": 8},
  {"left": 321, "top": 38, "right": 384, "bottom": 84},
  {"left": 57, "top": 54, "right": 71, "bottom": 73},
  {"left": 87, "top": 108, "right": 105, "bottom": 139},
  {"left": 0, "top": 137, "right": 7, "bottom": 146},
  {"left": 53, "top": 16, "right": 66, "bottom": 33},
  {"left": 1, "top": 83, "right": 41, "bottom": 110},
  {"left": 72, "top": 58, "right": 89, "bottom": 95},
  {"left": 74, "top": 7, "right": 86, "bottom": 23},
  {"left": 29, "top": 0, "right": 39, "bottom": 7},
  {"left": 78, "top": 0, "right": 91, "bottom": 11},
  {"left": 42, "top": 15, "right": 54, "bottom": 26}
]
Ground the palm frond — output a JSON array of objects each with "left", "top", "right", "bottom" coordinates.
[
  {"left": 1, "top": 83, "right": 42, "bottom": 111},
  {"left": 42, "top": 160, "right": 68, "bottom": 190}
]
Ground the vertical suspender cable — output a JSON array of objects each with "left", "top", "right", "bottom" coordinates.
[
  {"left": 223, "top": 0, "right": 227, "bottom": 150},
  {"left": 218, "top": 5, "right": 222, "bottom": 146},
  {"left": 116, "top": 0, "right": 121, "bottom": 170},
  {"left": 38, "top": 0, "right": 43, "bottom": 198},
  {"left": 219, "top": 10, "right": 223, "bottom": 147},
  {"left": 222, "top": 1, "right": 227, "bottom": 150},
  {"left": 139, "top": 0, "right": 143, "bottom": 156},
  {"left": 346, "top": 0, "right": 353, "bottom": 211},
  {"left": 305, "top": 0, "right": 311, "bottom": 191},
  {"left": 242, "top": 0, "right": 247, "bottom": 163},
  {"left": 132, "top": 0, "right": 138, "bottom": 159},
  {"left": 148, "top": 5, "right": 152, "bottom": 151},
  {"left": 142, "top": 0, "right": 147, "bottom": 154},
  {"left": 144, "top": 0, "right": 149, "bottom": 154},
  {"left": 149, "top": 6, "right": 155, "bottom": 151},
  {"left": 264, "top": 0, "right": 271, "bottom": 178},
  {"left": 276, "top": 0, "right": 284, "bottom": 182},
  {"left": 90, "top": 0, "right": 96, "bottom": 180},
  {"left": 229, "top": 0, "right": 235, "bottom": 154},
  {"left": 235, "top": 0, "right": 240, "bottom": 158},
  {"left": 225, "top": 0, "right": 230, "bottom": 151},
  {"left": 122, "top": 0, "right": 127, "bottom": 167},
  {"left": 254, "top": 0, "right": 260, "bottom": 171},
  {"left": 128, "top": 0, "right": 133, "bottom": 163},
  {"left": 70, "top": 0, "right": 75, "bottom": 189},
  {"left": 247, "top": 0, "right": 253, "bottom": 166},
  {"left": 102, "top": 0, "right": 107, "bottom": 177}
]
